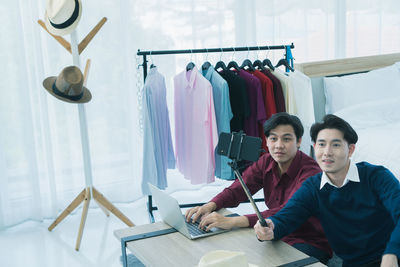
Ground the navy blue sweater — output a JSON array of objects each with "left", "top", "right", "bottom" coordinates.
[{"left": 270, "top": 162, "right": 400, "bottom": 266}]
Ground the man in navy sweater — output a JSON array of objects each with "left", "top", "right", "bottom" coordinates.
[{"left": 254, "top": 114, "right": 400, "bottom": 267}]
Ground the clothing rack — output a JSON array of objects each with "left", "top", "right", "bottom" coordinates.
[{"left": 137, "top": 43, "right": 295, "bottom": 223}]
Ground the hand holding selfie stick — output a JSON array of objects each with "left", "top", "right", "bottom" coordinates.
[{"left": 220, "top": 131, "right": 267, "bottom": 227}]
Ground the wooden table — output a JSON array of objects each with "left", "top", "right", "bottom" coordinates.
[{"left": 114, "top": 222, "right": 325, "bottom": 267}]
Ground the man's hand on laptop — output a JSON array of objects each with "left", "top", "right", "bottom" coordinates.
[
  {"left": 198, "top": 212, "right": 250, "bottom": 231},
  {"left": 254, "top": 219, "right": 274, "bottom": 241},
  {"left": 185, "top": 202, "right": 217, "bottom": 224}
]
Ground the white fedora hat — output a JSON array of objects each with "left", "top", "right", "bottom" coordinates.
[
  {"left": 45, "top": 0, "right": 82, "bottom": 36},
  {"left": 42, "top": 66, "right": 92, "bottom": 104},
  {"left": 198, "top": 250, "right": 258, "bottom": 267}
]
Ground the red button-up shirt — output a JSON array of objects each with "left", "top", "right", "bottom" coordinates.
[
  {"left": 211, "top": 150, "right": 331, "bottom": 255},
  {"left": 249, "top": 70, "right": 277, "bottom": 153}
]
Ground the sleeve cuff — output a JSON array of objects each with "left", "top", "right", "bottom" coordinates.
[
  {"left": 384, "top": 242, "right": 400, "bottom": 260},
  {"left": 269, "top": 217, "right": 281, "bottom": 241},
  {"left": 209, "top": 197, "right": 222, "bottom": 210},
  {"left": 244, "top": 214, "right": 258, "bottom": 227}
]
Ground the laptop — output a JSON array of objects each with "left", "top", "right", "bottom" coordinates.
[{"left": 148, "top": 183, "right": 230, "bottom": 240}]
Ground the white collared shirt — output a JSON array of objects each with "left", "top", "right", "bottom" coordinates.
[{"left": 320, "top": 161, "right": 360, "bottom": 189}]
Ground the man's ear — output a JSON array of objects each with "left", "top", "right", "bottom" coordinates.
[
  {"left": 348, "top": 144, "right": 356, "bottom": 158},
  {"left": 297, "top": 137, "right": 302, "bottom": 149}
]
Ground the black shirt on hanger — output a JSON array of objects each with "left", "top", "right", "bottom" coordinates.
[{"left": 218, "top": 70, "right": 250, "bottom": 133}]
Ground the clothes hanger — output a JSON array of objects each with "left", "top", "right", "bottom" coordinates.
[
  {"left": 202, "top": 61, "right": 211, "bottom": 70},
  {"left": 227, "top": 60, "right": 240, "bottom": 71},
  {"left": 253, "top": 59, "right": 266, "bottom": 71},
  {"left": 215, "top": 49, "right": 227, "bottom": 71},
  {"left": 258, "top": 45, "right": 275, "bottom": 71},
  {"left": 149, "top": 51, "right": 156, "bottom": 69},
  {"left": 240, "top": 47, "right": 255, "bottom": 71},
  {"left": 275, "top": 58, "right": 294, "bottom": 72},
  {"left": 240, "top": 59, "right": 255, "bottom": 71},
  {"left": 252, "top": 47, "right": 266, "bottom": 71},
  {"left": 186, "top": 62, "right": 195, "bottom": 71},
  {"left": 202, "top": 48, "right": 212, "bottom": 70},
  {"left": 186, "top": 49, "right": 195, "bottom": 71},
  {"left": 227, "top": 47, "right": 240, "bottom": 71},
  {"left": 262, "top": 58, "right": 275, "bottom": 71},
  {"left": 214, "top": 61, "right": 227, "bottom": 71}
]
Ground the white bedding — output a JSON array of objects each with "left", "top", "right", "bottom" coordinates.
[{"left": 334, "top": 97, "right": 400, "bottom": 180}]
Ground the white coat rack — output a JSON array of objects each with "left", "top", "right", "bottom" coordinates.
[{"left": 38, "top": 17, "right": 134, "bottom": 251}]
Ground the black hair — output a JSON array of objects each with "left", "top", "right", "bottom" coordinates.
[
  {"left": 310, "top": 114, "right": 358, "bottom": 144},
  {"left": 263, "top": 112, "right": 304, "bottom": 141}
]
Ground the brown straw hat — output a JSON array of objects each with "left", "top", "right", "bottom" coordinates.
[{"left": 42, "top": 66, "right": 92, "bottom": 103}]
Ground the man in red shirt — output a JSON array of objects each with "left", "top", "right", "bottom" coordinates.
[{"left": 185, "top": 112, "right": 331, "bottom": 263}]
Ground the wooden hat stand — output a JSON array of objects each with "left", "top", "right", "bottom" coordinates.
[{"left": 38, "top": 17, "right": 134, "bottom": 251}]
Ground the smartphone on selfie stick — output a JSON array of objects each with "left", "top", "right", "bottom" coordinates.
[{"left": 216, "top": 131, "right": 267, "bottom": 227}]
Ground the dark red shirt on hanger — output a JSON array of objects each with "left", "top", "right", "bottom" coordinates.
[
  {"left": 262, "top": 69, "right": 286, "bottom": 113},
  {"left": 248, "top": 70, "right": 277, "bottom": 152}
]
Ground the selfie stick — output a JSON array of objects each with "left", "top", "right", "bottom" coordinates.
[{"left": 227, "top": 133, "right": 268, "bottom": 227}]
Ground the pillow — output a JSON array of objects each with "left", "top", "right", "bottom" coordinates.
[
  {"left": 334, "top": 97, "right": 400, "bottom": 129},
  {"left": 395, "top": 61, "right": 400, "bottom": 71},
  {"left": 323, "top": 64, "right": 400, "bottom": 114}
]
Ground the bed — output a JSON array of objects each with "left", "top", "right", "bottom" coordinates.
[{"left": 295, "top": 53, "right": 400, "bottom": 180}]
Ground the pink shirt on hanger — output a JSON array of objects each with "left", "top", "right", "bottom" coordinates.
[{"left": 174, "top": 67, "right": 218, "bottom": 184}]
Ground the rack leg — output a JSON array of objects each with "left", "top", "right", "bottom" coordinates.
[
  {"left": 75, "top": 188, "right": 91, "bottom": 251},
  {"left": 48, "top": 186, "right": 134, "bottom": 250},
  {"left": 148, "top": 195, "right": 155, "bottom": 223},
  {"left": 92, "top": 187, "right": 134, "bottom": 227},
  {"left": 94, "top": 198, "right": 110, "bottom": 216},
  {"left": 48, "top": 188, "right": 86, "bottom": 231}
]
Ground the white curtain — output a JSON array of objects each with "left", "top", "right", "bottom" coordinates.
[{"left": 1, "top": 0, "right": 399, "bottom": 229}]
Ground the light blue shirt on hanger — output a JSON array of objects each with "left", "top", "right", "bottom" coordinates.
[
  {"left": 202, "top": 65, "right": 234, "bottom": 180},
  {"left": 142, "top": 67, "right": 175, "bottom": 195}
]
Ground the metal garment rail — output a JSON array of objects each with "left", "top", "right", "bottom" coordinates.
[
  {"left": 137, "top": 43, "right": 294, "bottom": 79},
  {"left": 137, "top": 43, "right": 295, "bottom": 223}
]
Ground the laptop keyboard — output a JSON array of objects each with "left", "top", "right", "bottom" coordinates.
[{"left": 184, "top": 218, "right": 209, "bottom": 236}]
